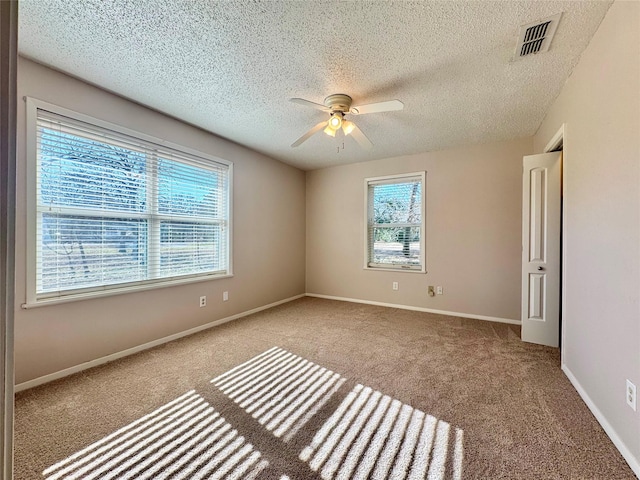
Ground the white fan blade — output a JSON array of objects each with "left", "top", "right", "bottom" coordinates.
[
  {"left": 291, "top": 121, "right": 328, "bottom": 147},
  {"left": 290, "top": 98, "right": 331, "bottom": 112},
  {"left": 350, "top": 124, "right": 373, "bottom": 150},
  {"left": 350, "top": 99, "right": 404, "bottom": 115}
]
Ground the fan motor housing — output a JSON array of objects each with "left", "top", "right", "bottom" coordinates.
[{"left": 324, "top": 94, "right": 352, "bottom": 113}]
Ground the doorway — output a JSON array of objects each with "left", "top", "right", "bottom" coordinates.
[
  {"left": 1, "top": 1, "right": 18, "bottom": 479},
  {"left": 521, "top": 124, "right": 564, "bottom": 350}
]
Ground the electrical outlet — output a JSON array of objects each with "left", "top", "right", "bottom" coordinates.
[
  {"left": 436, "top": 286, "right": 443, "bottom": 295},
  {"left": 627, "top": 379, "right": 636, "bottom": 411},
  {"left": 392, "top": 282, "right": 399, "bottom": 291},
  {"left": 428, "top": 286, "right": 435, "bottom": 297},
  {"left": 223, "top": 291, "right": 229, "bottom": 302},
  {"left": 199, "top": 296, "right": 206, "bottom": 307}
]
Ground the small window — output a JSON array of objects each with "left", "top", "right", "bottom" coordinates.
[
  {"left": 26, "top": 98, "right": 232, "bottom": 305},
  {"left": 365, "top": 172, "right": 425, "bottom": 272}
]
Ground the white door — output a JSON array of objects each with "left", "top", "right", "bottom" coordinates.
[{"left": 522, "top": 152, "right": 562, "bottom": 347}]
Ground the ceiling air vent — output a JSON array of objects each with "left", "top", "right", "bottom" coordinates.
[{"left": 515, "top": 12, "right": 562, "bottom": 59}]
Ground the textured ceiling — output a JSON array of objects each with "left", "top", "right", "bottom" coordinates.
[{"left": 19, "top": 1, "right": 611, "bottom": 170}]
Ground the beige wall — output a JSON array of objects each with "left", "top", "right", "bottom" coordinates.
[
  {"left": 306, "top": 137, "right": 533, "bottom": 321},
  {"left": 14, "top": 58, "right": 306, "bottom": 384},
  {"left": 534, "top": 0, "right": 639, "bottom": 471}
]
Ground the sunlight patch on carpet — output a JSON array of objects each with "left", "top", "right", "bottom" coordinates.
[
  {"left": 211, "top": 346, "right": 346, "bottom": 440},
  {"left": 42, "top": 390, "right": 269, "bottom": 480},
  {"left": 300, "top": 384, "right": 464, "bottom": 480}
]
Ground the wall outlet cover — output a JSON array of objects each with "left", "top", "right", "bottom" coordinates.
[{"left": 627, "top": 379, "right": 636, "bottom": 411}]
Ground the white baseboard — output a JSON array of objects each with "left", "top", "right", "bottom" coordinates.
[
  {"left": 14, "top": 292, "right": 518, "bottom": 392},
  {"left": 15, "top": 294, "right": 305, "bottom": 392},
  {"left": 562, "top": 364, "right": 640, "bottom": 477},
  {"left": 305, "top": 293, "right": 521, "bottom": 325}
]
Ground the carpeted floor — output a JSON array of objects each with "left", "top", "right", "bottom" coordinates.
[{"left": 14, "top": 297, "right": 636, "bottom": 479}]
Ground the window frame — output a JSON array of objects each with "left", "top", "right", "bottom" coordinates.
[
  {"left": 25, "top": 97, "right": 233, "bottom": 308},
  {"left": 363, "top": 171, "right": 426, "bottom": 273}
]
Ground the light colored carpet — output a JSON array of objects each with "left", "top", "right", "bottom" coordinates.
[{"left": 14, "top": 297, "right": 636, "bottom": 479}]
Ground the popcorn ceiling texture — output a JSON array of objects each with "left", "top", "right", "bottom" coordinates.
[{"left": 18, "top": 0, "right": 611, "bottom": 170}]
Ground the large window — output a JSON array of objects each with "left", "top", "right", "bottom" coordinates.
[
  {"left": 26, "top": 99, "right": 231, "bottom": 305},
  {"left": 365, "top": 172, "right": 425, "bottom": 272}
]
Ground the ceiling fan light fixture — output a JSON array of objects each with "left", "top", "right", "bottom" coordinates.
[
  {"left": 290, "top": 93, "right": 404, "bottom": 148},
  {"left": 342, "top": 120, "right": 355, "bottom": 136},
  {"left": 330, "top": 112, "right": 343, "bottom": 129},
  {"left": 323, "top": 124, "right": 337, "bottom": 137}
]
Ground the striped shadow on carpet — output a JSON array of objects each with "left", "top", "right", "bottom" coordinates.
[
  {"left": 210, "top": 346, "right": 347, "bottom": 441},
  {"left": 213, "top": 347, "right": 464, "bottom": 479},
  {"left": 300, "top": 384, "right": 463, "bottom": 480},
  {"left": 42, "top": 391, "right": 270, "bottom": 480}
]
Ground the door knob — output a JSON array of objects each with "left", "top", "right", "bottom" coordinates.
[{"left": 537, "top": 266, "right": 544, "bottom": 271}]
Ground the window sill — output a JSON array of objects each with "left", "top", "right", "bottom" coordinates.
[
  {"left": 363, "top": 266, "right": 427, "bottom": 274},
  {"left": 22, "top": 273, "right": 234, "bottom": 309}
]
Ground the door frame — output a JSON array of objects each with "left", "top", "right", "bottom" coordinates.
[
  {"left": 1, "top": 1, "right": 17, "bottom": 479},
  {"left": 543, "top": 123, "right": 565, "bottom": 361}
]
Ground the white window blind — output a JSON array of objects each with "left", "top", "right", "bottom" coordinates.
[
  {"left": 31, "top": 104, "right": 230, "bottom": 302},
  {"left": 365, "top": 173, "right": 425, "bottom": 271}
]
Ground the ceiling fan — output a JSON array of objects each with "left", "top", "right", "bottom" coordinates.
[{"left": 290, "top": 94, "right": 404, "bottom": 149}]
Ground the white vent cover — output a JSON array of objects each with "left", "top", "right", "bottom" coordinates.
[{"left": 514, "top": 13, "right": 562, "bottom": 60}]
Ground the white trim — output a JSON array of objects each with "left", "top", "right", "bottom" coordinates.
[
  {"left": 542, "top": 124, "right": 566, "bottom": 359},
  {"left": 15, "top": 294, "right": 305, "bottom": 392},
  {"left": 25, "top": 97, "right": 38, "bottom": 307},
  {"left": 26, "top": 97, "right": 233, "bottom": 167},
  {"left": 562, "top": 364, "right": 640, "bottom": 477},
  {"left": 24, "top": 97, "right": 234, "bottom": 305},
  {"left": 361, "top": 267, "right": 426, "bottom": 274},
  {"left": 1, "top": 3, "right": 17, "bottom": 478},
  {"left": 365, "top": 172, "right": 424, "bottom": 185},
  {"left": 22, "top": 274, "right": 235, "bottom": 309},
  {"left": 363, "top": 176, "right": 370, "bottom": 270},
  {"left": 305, "top": 293, "right": 520, "bottom": 325},
  {"left": 226, "top": 161, "right": 234, "bottom": 277},
  {"left": 544, "top": 123, "right": 565, "bottom": 153},
  {"left": 364, "top": 171, "right": 427, "bottom": 273}
]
